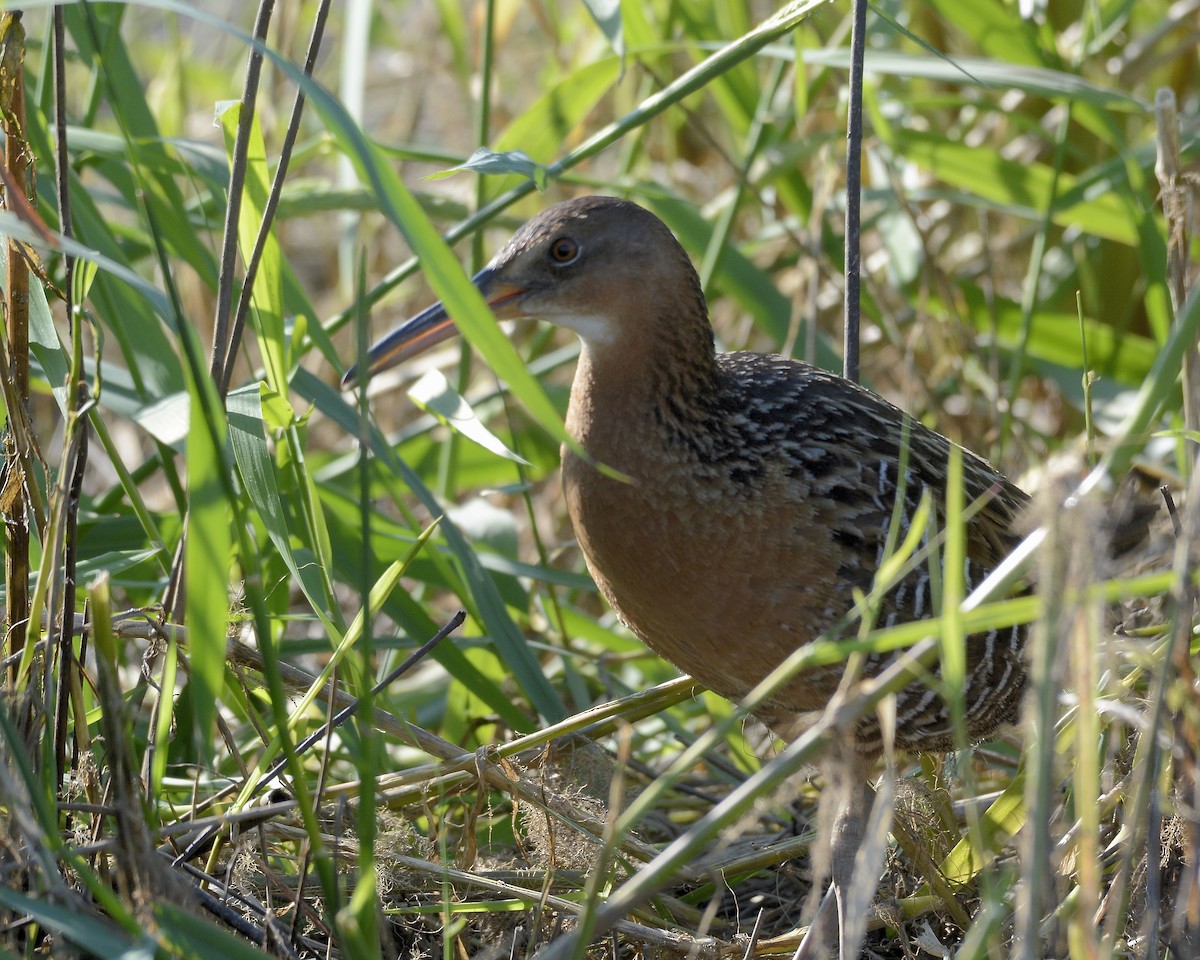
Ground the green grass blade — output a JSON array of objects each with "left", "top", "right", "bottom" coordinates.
[
  {"left": 0, "top": 887, "right": 151, "bottom": 960},
  {"left": 184, "top": 372, "right": 232, "bottom": 760},
  {"left": 227, "top": 383, "right": 338, "bottom": 631}
]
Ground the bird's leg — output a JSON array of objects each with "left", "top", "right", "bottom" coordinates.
[
  {"left": 795, "top": 745, "right": 888, "bottom": 959},
  {"left": 836, "top": 764, "right": 896, "bottom": 958},
  {"left": 832, "top": 776, "right": 872, "bottom": 956}
]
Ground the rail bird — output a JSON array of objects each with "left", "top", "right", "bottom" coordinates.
[{"left": 343, "top": 196, "right": 1029, "bottom": 957}]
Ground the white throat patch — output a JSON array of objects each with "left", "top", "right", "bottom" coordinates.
[{"left": 554, "top": 312, "right": 617, "bottom": 347}]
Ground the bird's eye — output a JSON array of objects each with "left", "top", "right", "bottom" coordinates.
[{"left": 549, "top": 237, "right": 580, "bottom": 265}]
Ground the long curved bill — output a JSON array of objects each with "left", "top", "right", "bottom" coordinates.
[{"left": 341, "top": 265, "right": 526, "bottom": 389}]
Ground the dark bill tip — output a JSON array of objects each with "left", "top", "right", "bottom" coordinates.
[{"left": 340, "top": 299, "right": 457, "bottom": 391}]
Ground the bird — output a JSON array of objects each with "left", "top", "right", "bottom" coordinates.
[{"left": 343, "top": 195, "right": 1030, "bottom": 957}]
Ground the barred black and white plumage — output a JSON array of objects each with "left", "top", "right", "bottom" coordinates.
[{"left": 709, "top": 352, "right": 1029, "bottom": 751}]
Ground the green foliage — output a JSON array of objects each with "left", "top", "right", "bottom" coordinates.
[{"left": 0, "top": 1, "right": 1196, "bottom": 958}]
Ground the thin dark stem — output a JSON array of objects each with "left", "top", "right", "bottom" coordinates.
[
  {"left": 209, "top": 0, "right": 275, "bottom": 386},
  {"left": 51, "top": 5, "right": 82, "bottom": 790},
  {"left": 843, "top": 0, "right": 867, "bottom": 384},
  {"left": 218, "top": 0, "right": 332, "bottom": 397},
  {"left": 53, "top": 11, "right": 71, "bottom": 264},
  {"left": 278, "top": 610, "right": 466, "bottom": 790},
  {"left": 168, "top": 1, "right": 275, "bottom": 616},
  {"left": 1160, "top": 484, "right": 1182, "bottom": 537},
  {"left": 53, "top": 386, "right": 88, "bottom": 787},
  {"left": 189, "top": 876, "right": 303, "bottom": 960}
]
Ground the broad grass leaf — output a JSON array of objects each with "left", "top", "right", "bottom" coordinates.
[
  {"left": 184, "top": 367, "right": 231, "bottom": 760},
  {"left": 895, "top": 133, "right": 1143, "bottom": 246},
  {"left": 228, "top": 383, "right": 337, "bottom": 632},
  {"left": 408, "top": 368, "right": 531, "bottom": 465}
]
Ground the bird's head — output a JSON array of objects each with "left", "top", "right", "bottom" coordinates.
[{"left": 341, "top": 196, "right": 711, "bottom": 389}]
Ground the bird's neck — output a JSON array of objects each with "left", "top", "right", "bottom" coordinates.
[{"left": 564, "top": 316, "right": 724, "bottom": 471}]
